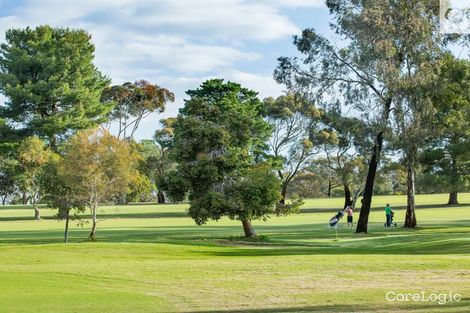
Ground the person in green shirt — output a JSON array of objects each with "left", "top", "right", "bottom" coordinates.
[{"left": 385, "top": 203, "right": 392, "bottom": 227}]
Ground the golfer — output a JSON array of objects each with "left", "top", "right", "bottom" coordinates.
[{"left": 345, "top": 205, "right": 354, "bottom": 227}]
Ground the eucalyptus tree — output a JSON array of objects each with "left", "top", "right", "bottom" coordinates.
[
  {"left": 275, "top": 0, "right": 447, "bottom": 232},
  {"left": 319, "top": 111, "right": 369, "bottom": 208},
  {"left": 264, "top": 93, "right": 322, "bottom": 203},
  {"left": 0, "top": 26, "right": 112, "bottom": 150},
  {"left": 101, "top": 80, "right": 175, "bottom": 140}
]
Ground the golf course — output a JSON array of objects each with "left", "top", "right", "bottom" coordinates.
[{"left": 1, "top": 193, "right": 469, "bottom": 313}]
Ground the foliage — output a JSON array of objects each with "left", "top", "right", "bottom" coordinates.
[
  {"left": 318, "top": 111, "right": 370, "bottom": 207},
  {"left": 59, "top": 128, "right": 139, "bottom": 239},
  {"left": 420, "top": 54, "right": 470, "bottom": 203},
  {"left": 275, "top": 0, "right": 447, "bottom": 232},
  {"left": 0, "top": 25, "right": 112, "bottom": 148},
  {"left": 264, "top": 93, "right": 322, "bottom": 202},
  {"left": 101, "top": 80, "right": 175, "bottom": 140},
  {"left": 126, "top": 171, "right": 154, "bottom": 203},
  {"left": 164, "top": 79, "right": 292, "bottom": 236},
  {"left": 0, "top": 156, "right": 18, "bottom": 205},
  {"left": 17, "top": 136, "right": 52, "bottom": 218}
]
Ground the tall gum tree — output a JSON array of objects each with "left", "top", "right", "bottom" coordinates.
[
  {"left": 264, "top": 93, "right": 322, "bottom": 204},
  {"left": 101, "top": 80, "right": 175, "bottom": 141},
  {"left": 275, "top": 0, "right": 448, "bottom": 232}
]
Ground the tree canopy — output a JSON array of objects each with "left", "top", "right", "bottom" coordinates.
[
  {"left": 162, "top": 79, "right": 289, "bottom": 237},
  {"left": 0, "top": 25, "right": 112, "bottom": 149}
]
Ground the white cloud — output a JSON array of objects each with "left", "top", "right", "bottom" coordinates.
[
  {"left": 274, "top": 0, "right": 325, "bottom": 7},
  {"left": 132, "top": 70, "right": 285, "bottom": 139},
  {"left": 1, "top": 0, "right": 301, "bottom": 41},
  {"left": 0, "top": 0, "right": 325, "bottom": 139}
]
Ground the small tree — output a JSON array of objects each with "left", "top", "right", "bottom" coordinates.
[
  {"left": 17, "top": 136, "right": 51, "bottom": 219},
  {"left": 41, "top": 153, "right": 84, "bottom": 243},
  {"left": 101, "top": 80, "right": 175, "bottom": 140},
  {"left": 60, "top": 128, "right": 139, "bottom": 240},
  {"left": 163, "top": 79, "right": 295, "bottom": 237}
]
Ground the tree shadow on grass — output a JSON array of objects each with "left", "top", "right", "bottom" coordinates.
[
  {"left": 0, "top": 211, "right": 189, "bottom": 222},
  {"left": 191, "top": 300, "right": 470, "bottom": 313},
  {"left": 300, "top": 202, "right": 470, "bottom": 214},
  {"left": 0, "top": 222, "right": 469, "bottom": 255}
]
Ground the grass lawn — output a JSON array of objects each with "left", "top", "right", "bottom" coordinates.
[{"left": 0, "top": 193, "right": 469, "bottom": 312}]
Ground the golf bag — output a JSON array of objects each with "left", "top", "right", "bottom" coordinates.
[
  {"left": 329, "top": 210, "right": 345, "bottom": 227},
  {"left": 384, "top": 211, "right": 398, "bottom": 227}
]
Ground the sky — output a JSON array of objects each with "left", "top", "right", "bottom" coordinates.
[{"left": 0, "top": 0, "right": 332, "bottom": 139}]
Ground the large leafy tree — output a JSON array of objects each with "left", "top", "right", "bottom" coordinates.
[
  {"left": 421, "top": 55, "right": 470, "bottom": 204},
  {"left": 101, "top": 80, "right": 175, "bottom": 140},
  {"left": 59, "top": 129, "right": 139, "bottom": 240},
  {"left": 163, "top": 79, "right": 291, "bottom": 237},
  {"left": 275, "top": 0, "right": 446, "bottom": 232},
  {"left": 0, "top": 25, "right": 112, "bottom": 149}
]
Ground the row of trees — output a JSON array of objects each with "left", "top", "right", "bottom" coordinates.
[{"left": 1, "top": 0, "right": 470, "bottom": 239}]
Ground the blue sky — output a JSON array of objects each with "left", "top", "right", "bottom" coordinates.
[{"left": 0, "top": 0, "right": 332, "bottom": 139}]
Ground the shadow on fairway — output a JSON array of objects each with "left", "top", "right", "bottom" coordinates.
[
  {"left": 0, "top": 221, "right": 469, "bottom": 255},
  {"left": 0, "top": 211, "right": 189, "bottom": 222},
  {"left": 192, "top": 299, "right": 470, "bottom": 313}
]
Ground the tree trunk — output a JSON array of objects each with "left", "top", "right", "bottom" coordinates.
[
  {"left": 89, "top": 205, "right": 97, "bottom": 241},
  {"left": 157, "top": 190, "right": 166, "bottom": 204},
  {"left": 404, "top": 162, "right": 417, "bottom": 228},
  {"left": 447, "top": 157, "right": 459, "bottom": 205},
  {"left": 33, "top": 201, "right": 41, "bottom": 220},
  {"left": 22, "top": 192, "right": 28, "bottom": 205},
  {"left": 1, "top": 196, "right": 6, "bottom": 205},
  {"left": 356, "top": 132, "right": 384, "bottom": 233},
  {"left": 49, "top": 135, "right": 58, "bottom": 152},
  {"left": 327, "top": 180, "right": 332, "bottom": 197},
  {"left": 64, "top": 209, "right": 70, "bottom": 244},
  {"left": 343, "top": 184, "right": 352, "bottom": 209},
  {"left": 241, "top": 219, "right": 256, "bottom": 238},
  {"left": 279, "top": 183, "right": 288, "bottom": 204},
  {"left": 447, "top": 191, "right": 459, "bottom": 205}
]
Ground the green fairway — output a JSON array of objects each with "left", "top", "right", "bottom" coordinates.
[{"left": 1, "top": 194, "right": 469, "bottom": 312}]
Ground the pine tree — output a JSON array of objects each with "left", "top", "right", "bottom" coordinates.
[{"left": 0, "top": 25, "right": 112, "bottom": 149}]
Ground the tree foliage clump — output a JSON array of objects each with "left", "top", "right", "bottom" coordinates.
[
  {"left": 163, "top": 79, "right": 297, "bottom": 237},
  {"left": 101, "top": 80, "right": 175, "bottom": 140},
  {"left": 58, "top": 128, "right": 139, "bottom": 240},
  {"left": 0, "top": 25, "right": 112, "bottom": 148}
]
